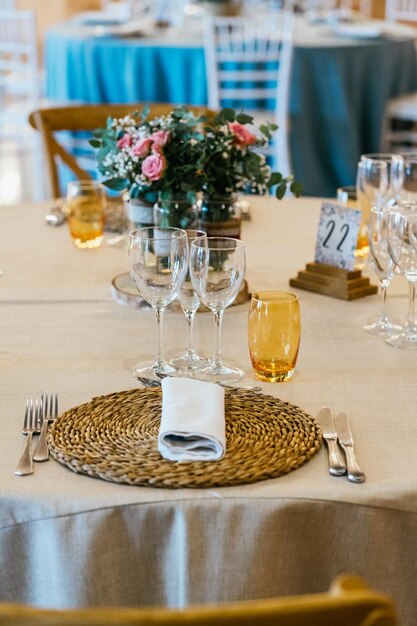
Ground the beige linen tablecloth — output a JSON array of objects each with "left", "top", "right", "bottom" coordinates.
[{"left": 0, "top": 198, "right": 416, "bottom": 623}]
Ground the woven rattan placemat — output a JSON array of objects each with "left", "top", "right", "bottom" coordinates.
[{"left": 48, "top": 388, "right": 322, "bottom": 488}]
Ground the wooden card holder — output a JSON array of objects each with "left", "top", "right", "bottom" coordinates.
[{"left": 289, "top": 262, "right": 378, "bottom": 301}]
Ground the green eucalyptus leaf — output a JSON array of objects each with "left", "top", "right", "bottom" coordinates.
[
  {"left": 89, "top": 139, "right": 101, "bottom": 148},
  {"left": 275, "top": 182, "right": 287, "bottom": 200},
  {"left": 269, "top": 172, "right": 283, "bottom": 186},
  {"left": 215, "top": 108, "right": 236, "bottom": 125},
  {"left": 259, "top": 125, "right": 271, "bottom": 139},
  {"left": 236, "top": 113, "right": 254, "bottom": 125},
  {"left": 291, "top": 181, "right": 303, "bottom": 197},
  {"left": 103, "top": 177, "right": 129, "bottom": 191}
]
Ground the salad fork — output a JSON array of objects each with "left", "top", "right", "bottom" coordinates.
[
  {"left": 33, "top": 392, "right": 59, "bottom": 462},
  {"left": 14, "top": 398, "right": 42, "bottom": 476}
]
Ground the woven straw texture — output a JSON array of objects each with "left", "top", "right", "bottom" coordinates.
[{"left": 48, "top": 388, "right": 322, "bottom": 488}]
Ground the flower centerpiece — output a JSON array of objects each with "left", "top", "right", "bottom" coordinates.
[
  {"left": 91, "top": 105, "right": 301, "bottom": 233},
  {"left": 91, "top": 105, "right": 207, "bottom": 229},
  {"left": 198, "top": 107, "right": 301, "bottom": 236}
]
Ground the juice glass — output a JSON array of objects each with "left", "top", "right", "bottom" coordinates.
[
  {"left": 67, "top": 180, "right": 106, "bottom": 249},
  {"left": 248, "top": 291, "right": 300, "bottom": 382}
]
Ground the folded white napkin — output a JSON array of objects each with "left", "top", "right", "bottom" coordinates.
[{"left": 158, "top": 378, "right": 225, "bottom": 462}]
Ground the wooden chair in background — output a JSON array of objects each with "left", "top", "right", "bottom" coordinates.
[
  {"left": 0, "top": 576, "right": 397, "bottom": 626},
  {"left": 28, "top": 103, "right": 215, "bottom": 199}
]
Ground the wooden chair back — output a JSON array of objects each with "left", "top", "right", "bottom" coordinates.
[
  {"left": 0, "top": 576, "right": 397, "bottom": 626},
  {"left": 28, "top": 104, "right": 215, "bottom": 198}
]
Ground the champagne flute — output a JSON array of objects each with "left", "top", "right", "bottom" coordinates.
[
  {"left": 128, "top": 227, "right": 188, "bottom": 378},
  {"left": 170, "top": 229, "right": 209, "bottom": 371},
  {"left": 190, "top": 236, "right": 246, "bottom": 383},
  {"left": 364, "top": 207, "right": 401, "bottom": 336},
  {"left": 386, "top": 204, "right": 417, "bottom": 349}
]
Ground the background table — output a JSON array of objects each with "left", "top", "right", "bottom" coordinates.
[
  {"left": 45, "top": 16, "right": 417, "bottom": 197},
  {"left": 1, "top": 197, "right": 417, "bottom": 624}
]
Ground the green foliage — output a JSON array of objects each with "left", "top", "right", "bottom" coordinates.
[{"left": 91, "top": 105, "right": 302, "bottom": 201}]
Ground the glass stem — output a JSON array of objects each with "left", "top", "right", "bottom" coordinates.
[
  {"left": 379, "top": 283, "right": 389, "bottom": 324},
  {"left": 212, "top": 309, "right": 224, "bottom": 368},
  {"left": 185, "top": 310, "right": 196, "bottom": 359},
  {"left": 154, "top": 306, "right": 165, "bottom": 368},
  {"left": 406, "top": 281, "right": 417, "bottom": 332}
]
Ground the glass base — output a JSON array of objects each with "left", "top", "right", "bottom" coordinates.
[
  {"left": 190, "top": 360, "right": 244, "bottom": 384},
  {"left": 363, "top": 319, "right": 402, "bottom": 336},
  {"left": 386, "top": 332, "right": 417, "bottom": 349},
  {"left": 72, "top": 235, "right": 103, "bottom": 249},
  {"left": 170, "top": 352, "right": 209, "bottom": 371},
  {"left": 253, "top": 368, "right": 295, "bottom": 383},
  {"left": 131, "top": 359, "right": 177, "bottom": 380}
]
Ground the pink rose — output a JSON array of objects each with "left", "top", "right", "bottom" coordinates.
[
  {"left": 141, "top": 153, "right": 166, "bottom": 181},
  {"left": 151, "top": 130, "right": 170, "bottom": 146},
  {"left": 131, "top": 138, "right": 153, "bottom": 158},
  {"left": 151, "top": 142, "right": 164, "bottom": 155},
  {"left": 117, "top": 133, "right": 132, "bottom": 149},
  {"left": 229, "top": 122, "right": 256, "bottom": 147}
]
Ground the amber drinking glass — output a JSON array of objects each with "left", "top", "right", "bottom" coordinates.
[
  {"left": 248, "top": 291, "right": 300, "bottom": 382},
  {"left": 66, "top": 180, "right": 106, "bottom": 249}
]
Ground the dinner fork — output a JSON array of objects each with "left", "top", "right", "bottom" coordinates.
[
  {"left": 14, "top": 398, "right": 42, "bottom": 476},
  {"left": 33, "top": 392, "right": 59, "bottom": 462}
]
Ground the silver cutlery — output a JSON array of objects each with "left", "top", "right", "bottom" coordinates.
[
  {"left": 45, "top": 200, "right": 66, "bottom": 227},
  {"left": 333, "top": 412, "right": 366, "bottom": 484},
  {"left": 318, "top": 406, "right": 346, "bottom": 477},
  {"left": 14, "top": 399, "right": 42, "bottom": 476},
  {"left": 33, "top": 392, "right": 59, "bottom": 462},
  {"left": 137, "top": 374, "right": 262, "bottom": 392}
]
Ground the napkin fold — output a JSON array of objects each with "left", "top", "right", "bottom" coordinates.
[{"left": 158, "top": 378, "right": 225, "bottom": 462}]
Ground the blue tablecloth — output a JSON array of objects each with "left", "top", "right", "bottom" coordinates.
[{"left": 45, "top": 24, "right": 417, "bottom": 197}]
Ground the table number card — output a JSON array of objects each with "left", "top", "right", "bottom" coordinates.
[{"left": 315, "top": 202, "right": 361, "bottom": 271}]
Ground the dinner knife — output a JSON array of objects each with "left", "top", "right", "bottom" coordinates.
[
  {"left": 317, "top": 407, "right": 346, "bottom": 476},
  {"left": 333, "top": 412, "right": 366, "bottom": 484}
]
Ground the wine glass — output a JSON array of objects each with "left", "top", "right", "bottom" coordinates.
[
  {"left": 399, "top": 155, "right": 417, "bottom": 203},
  {"left": 170, "top": 229, "right": 209, "bottom": 371},
  {"left": 128, "top": 227, "right": 188, "bottom": 378},
  {"left": 190, "top": 236, "right": 246, "bottom": 383},
  {"left": 359, "top": 153, "right": 404, "bottom": 207},
  {"left": 385, "top": 204, "right": 417, "bottom": 349},
  {"left": 363, "top": 207, "right": 401, "bottom": 336}
]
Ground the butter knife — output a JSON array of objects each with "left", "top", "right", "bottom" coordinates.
[
  {"left": 317, "top": 407, "right": 346, "bottom": 476},
  {"left": 333, "top": 412, "right": 365, "bottom": 484}
]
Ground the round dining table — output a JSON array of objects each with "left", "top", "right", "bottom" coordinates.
[
  {"left": 44, "top": 15, "right": 417, "bottom": 197},
  {"left": 0, "top": 195, "right": 416, "bottom": 624}
]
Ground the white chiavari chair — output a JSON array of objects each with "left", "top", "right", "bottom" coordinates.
[
  {"left": 0, "top": 9, "right": 45, "bottom": 200},
  {"left": 203, "top": 12, "right": 294, "bottom": 177},
  {"left": 385, "top": 0, "right": 417, "bottom": 21},
  {"left": 382, "top": 0, "right": 417, "bottom": 152}
]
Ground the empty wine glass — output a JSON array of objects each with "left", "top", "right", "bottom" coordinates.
[
  {"left": 170, "top": 229, "right": 208, "bottom": 371},
  {"left": 385, "top": 204, "right": 417, "bottom": 349},
  {"left": 399, "top": 155, "right": 417, "bottom": 203},
  {"left": 128, "top": 227, "right": 188, "bottom": 378},
  {"left": 363, "top": 207, "right": 401, "bottom": 336},
  {"left": 356, "top": 159, "right": 390, "bottom": 266},
  {"left": 360, "top": 153, "right": 404, "bottom": 207},
  {"left": 190, "top": 236, "right": 246, "bottom": 383}
]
